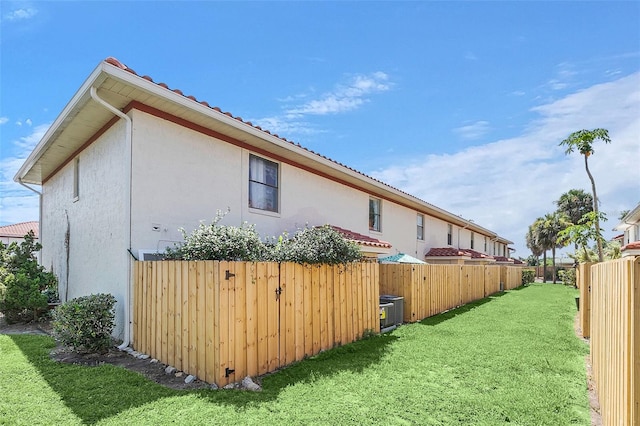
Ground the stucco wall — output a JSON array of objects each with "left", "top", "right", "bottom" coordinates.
[
  {"left": 42, "top": 120, "right": 129, "bottom": 339},
  {"left": 128, "top": 111, "right": 447, "bottom": 258}
]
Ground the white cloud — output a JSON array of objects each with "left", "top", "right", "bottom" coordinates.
[
  {"left": 3, "top": 7, "right": 37, "bottom": 22},
  {"left": 287, "top": 72, "right": 391, "bottom": 115},
  {"left": 0, "top": 123, "right": 49, "bottom": 225},
  {"left": 0, "top": 117, "right": 8, "bottom": 125},
  {"left": 370, "top": 72, "right": 640, "bottom": 257},
  {"left": 25, "top": 118, "right": 32, "bottom": 126},
  {"left": 453, "top": 120, "right": 491, "bottom": 140},
  {"left": 252, "top": 72, "right": 392, "bottom": 138}
]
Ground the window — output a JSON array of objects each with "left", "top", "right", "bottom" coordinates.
[
  {"left": 369, "top": 198, "right": 381, "bottom": 231},
  {"left": 249, "top": 155, "right": 279, "bottom": 212},
  {"left": 484, "top": 236, "right": 487, "bottom": 253},
  {"left": 73, "top": 157, "right": 80, "bottom": 200},
  {"left": 447, "top": 224, "right": 453, "bottom": 245},
  {"left": 470, "top": 231, "right": 475, "bottom": 249},
  {"left": 417, "top": 214, "right": 424, "bottom": 240},
  {"left": 493, "top": 242, "right": 496, "bottom": 255}
]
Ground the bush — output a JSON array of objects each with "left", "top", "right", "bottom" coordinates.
[
  {"left": 558, "top": 268, "right": 576, "bottom": 287},
  {"left": 0, "top": 233, "right": 57, "bottom": 323},
  {"left": 165, "top": 211, "right": 266, "bottom": 261},
  {"left": 269, "top": 225, "right": 363, "bottom": 265},
  {"left": 165, "top": 211, "right": 363, "bottom": 265},
  {"left": 51, "top": 293, "right": 116, "bottom": 353},
  {"left": 522, "top": 269, "right": 535, "bottom": 286},
  {"left": 0, "top": 272, "right": 48, "bottom": 323}
]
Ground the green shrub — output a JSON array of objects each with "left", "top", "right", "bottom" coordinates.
[
  {"left": 522, "top": 269, "right": 535, "bottom": 286},
  {"left": 558, "top": 268, "right": 576, "bottom": 287},
  {"left": 0, "top": 233, "right": 57, "bottom": 323},
  {"left": 0, "top": 272, "right": 48, "bottom": 323},
  {"left": 269, "top": 225, "right": 363, "bottom": 265},
  {"left": 165, "top": 211, "right": 266, "bottom": 261},
  {"left": 51, "top": 293, "right": 116, "bottom": 353}
]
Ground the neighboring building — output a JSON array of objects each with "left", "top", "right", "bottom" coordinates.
[
  {"left": 14, "top": 57, "right": 513, "bottom": 341},
  {"left": 0, "top": 221, "right": 39, "bottom": 245},
  {"left": 614, "top": 204, "right": 640, "bottom": 257}
]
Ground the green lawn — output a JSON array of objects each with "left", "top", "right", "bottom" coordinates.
[{"left": 0, "top": 284, "right": 589, "bottom": 425}]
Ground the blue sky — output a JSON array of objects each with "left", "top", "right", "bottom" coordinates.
[{"left": 1, "top": 1, "right": 639, "bottom": 258}]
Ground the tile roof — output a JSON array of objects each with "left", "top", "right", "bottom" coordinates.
[
  {"left": 425, "top": 247, "right": 471, "bottom": 257},
  {"left": 0, "top": 221, "right": 39, "bottom": 238},
  {"left": 329, "top": 225, "right": 392, "bottom": 249},
  {"left": 622, "top": 241, "right": 640, "bottom": 251},
  {"left": 425, "top": 247, "right": 497, "bottom": 261}
]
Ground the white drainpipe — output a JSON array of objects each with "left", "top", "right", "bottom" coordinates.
[
  {"left": 16, "top": 180, "right": 42, "bottom": 263},
  {"left": 89, "top": 87, "right": 133, "bottom": 350}
]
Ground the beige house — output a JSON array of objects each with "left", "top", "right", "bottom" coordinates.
[
  {"left": 15, "top": 57, "right": 513, "bottom": 342},
  {"left": 0, "top": 221, "right": 39, "bottom": 246}
]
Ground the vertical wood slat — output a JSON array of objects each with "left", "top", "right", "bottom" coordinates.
[
  {"left": 133, "top": 261, "right": 383, "bottom": 387},
  {"left": 589, "top": 257, "right": 639, "bottom": 426}
]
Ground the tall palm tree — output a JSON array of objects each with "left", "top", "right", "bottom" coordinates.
[
  {"left": 559, "top": 129, "right": 611, "bottom": 262},
  {"left": 526, "top": 223, "right": 544, "bottom": 272},
  {"left": 555, "top": 189, "right": 593, "bottom": 226},
  {"left": 530, "top": 217, "right": 548, "bottom": 281},
  {"left": 538, "top": 213, "right": 570, "bottom": 283}
]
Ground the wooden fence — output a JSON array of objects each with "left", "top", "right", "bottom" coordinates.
[
  {"left": 587, "top": 257, "right": 639, "bottom": 426},
  {"left": 577, "top": 262, "right": 595, "bottom": 338},
  {"left": 379, "top": 265, "right": 521, "bottom": 323},
  {"left": 133, "top": 261, "right": 379, "bottom": 387}
]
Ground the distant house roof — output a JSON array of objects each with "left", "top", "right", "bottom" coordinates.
[
  {"left": 424, "top": 247, "right": 471, "bottom": 257},
  {"left": 0, "top": 221, "right": 39, "bottom": 239},
  {"left": 330, "top": 225, "right": 392, "bottom": 249}
]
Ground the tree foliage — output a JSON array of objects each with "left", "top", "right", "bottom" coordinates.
[
  {"left": 166, "top": 212, "right": 363, "bottom": 265},
  {"left": 0, "top": 231, "right": 58, "bottom": 323},
  {"left": 559, "top": 128, "right": 611, "bottom": 262},
  {"left": 554, "top": 189, "right": 593, "bottom": 226}
]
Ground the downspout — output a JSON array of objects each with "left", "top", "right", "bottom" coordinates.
[
  {"left": 17, "top": 179, "right": 42, "bottom": 264},
  {"left": 89, "top": 87, "right": 133, "bottom": 350}
]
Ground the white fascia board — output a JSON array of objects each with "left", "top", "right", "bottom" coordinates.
[
  {"left": 614, "top": 203, "right": 640, "bottom": 231},
  {"left": 14, "top": 63, "right": 109, "bottom": 184}
]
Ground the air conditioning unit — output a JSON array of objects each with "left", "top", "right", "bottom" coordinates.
[
  {"left": 380, "top": 302, "right": 395, "bottom": 329},
  {"left": 137, "top": 250, "right": 164, "bottom": 261},
  {"left": 380, "top": 295, "right": 404, "bottom": 325}
]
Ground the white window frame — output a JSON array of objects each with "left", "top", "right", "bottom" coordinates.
[
  {"left": 369, "top": 197, "right": 382, "bottom": 232},
  {"left": 248, "top": 154, "right": 279, "bottom": 213},
  {"left": 447, "top": 224, "right": 453, "bottom": 246}
]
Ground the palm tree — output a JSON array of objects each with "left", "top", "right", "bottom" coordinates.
[
  {"left": 559, "top": 129, "right": 611, "bottom": 262},
  {"left": 526, "top": 223, "right": 544, "bottom": 273},
  {"left": 555, "top": 189, "right": 593, "bottom": 226},
  {"left": 538, "top": 213, "right": 570, "bottom": 283}
]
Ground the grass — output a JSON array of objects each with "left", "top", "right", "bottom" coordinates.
[{"left": 0, "top": 284, "right": 590, "bottom": 425}]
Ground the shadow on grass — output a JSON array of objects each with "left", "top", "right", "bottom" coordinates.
[
  {"left": 10, "top": 330, "right": 398, "bottom": 422},
  {"left": 418, "top": 291, "right": 510, "bottom": 326}
]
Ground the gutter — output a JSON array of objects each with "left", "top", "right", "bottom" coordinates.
[
  {"left": 16, "top": 179, "right": 42, "bottom": 263},
  {"left": 89, "top": 87, "right": 133, "bottom": 351}
]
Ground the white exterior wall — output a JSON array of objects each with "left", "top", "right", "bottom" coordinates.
[
  {"left": 128, "top": 112, "right": 497, "bottom": 260},
  {"left": 42, "top": 120, "right": 129, "bottom": 339}
]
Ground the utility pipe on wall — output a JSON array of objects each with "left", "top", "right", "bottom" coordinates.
[
  {"left": 17, "top": 179, "right": 43, "bottom": 263},
  {"left": 89, "top": 87, "right": 133, "bottom": 350}
]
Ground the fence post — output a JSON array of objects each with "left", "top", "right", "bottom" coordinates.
[{"left": 578, "top": 262, "right": 594, "bottom": 338}]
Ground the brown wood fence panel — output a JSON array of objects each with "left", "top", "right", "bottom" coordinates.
[
  {"left": 577, "top": 263, "right": 595, "bottom": 339},
  {"left": 379, "top": 264, "right": 497, "bottom": 324},
  {"left": 500, "top": 266, "right": 522, "bottom": 291},
  {"left": 484, "top": 266, "right": 500, "bottom": 296},
  {"left": 133, "top": 261, "right": 379, "bottom": 387},
  {"left": 590, "top": 257, "right": 639, "bottom": 426}
]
